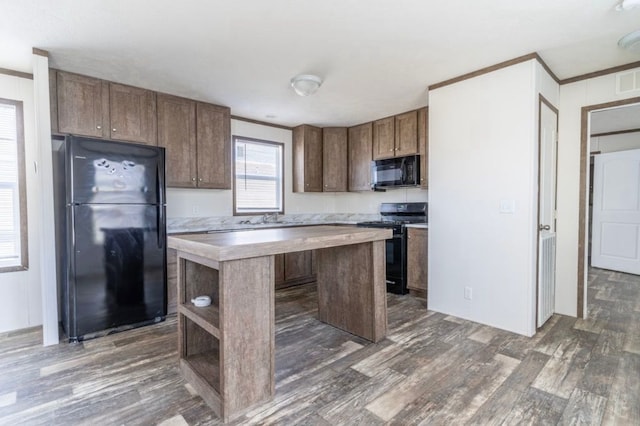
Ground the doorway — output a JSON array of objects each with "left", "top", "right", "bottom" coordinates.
[{"left": 578, "top": 97, "right": 640, "bottom": 318}]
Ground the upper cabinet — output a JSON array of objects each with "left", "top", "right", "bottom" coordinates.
[
  {"left": 55, "top": 70, "right": 157, "bottom": 145},
  {"left": 157, "top": 95, "right": 231, "bottom": 189},
  {"left": 109, "top": 83, "right": 157, "bottom": 145},
  {"left": 56, "top": 71, "right": 109, "bottom": 138},
  {"left": 322, "top": 127, "right": 348, "bottom": 192},
  {"left": 372, "top": 111, "right": 419, "bottom": 160},
  {"left": 395, "top": 110, "right": 418, "bottom": 156},
  {"left": 196, "top": 102, "right": 231, "bottom": 189},
  {"left": 372, "top": 116, "right": 395, "bottom": 160},
  {"left": 54, "top": 70, "right": 231, "bottom": 189},
  {"left": 293, "top": 125, "right": 323, "bottom": 192},
  {"left": 418, "top": 107, "right": 428, "bottom": 189},
  {"left": 157, "top": 94, "right": 197, "bottom": 187},
  {"left": 348, "top": 122, "right": 373, "bottom": 191}
]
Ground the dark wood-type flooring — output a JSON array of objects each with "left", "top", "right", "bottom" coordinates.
[{"left": 1, "top": 267, "right": 638, "bottom": 425}]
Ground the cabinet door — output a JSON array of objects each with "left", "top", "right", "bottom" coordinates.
[
  {"left": 407, "top": 228, "right": 428, "bottom": 296},
  {"left": 57, "top": 71, "right": 109, "bottom": 138},
  {"left": 372, "top": 116, "right": 395, "bottom": 160},
  {"left": 158, "top": 94, "right": 197, "bottom": 188},
  {"left": 395, "top": 110, "right": 418, "bottom": 156},
  {"left": 284, "top": 250, "right": 313, "bottom": 281},
  {"left": 418, "top": 107, "right": 428, "bottom": 189},
  {"left": 109, "top": 83, "right": 157, "bottom": 145},
  {"left": 293, "top": 125, "right": 323, "bottom": 192},
  {"left": 322, "top": 127, "right": 348, "bottom": 192},
  {"left": 196, "top": 102, "right": 231, "bottom": 189},
  {"left": 348, "top": 122, "right": 373, "bottom": 191}
]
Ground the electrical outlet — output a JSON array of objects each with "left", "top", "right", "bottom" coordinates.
[
  {"left": 192, "top": 205, "right": 199, "bottom": 215},
  {"left": 464, "top": 287, "right": 472, "bottom": 300}
]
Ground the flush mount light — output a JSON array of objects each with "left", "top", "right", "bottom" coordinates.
[
  {"left": 616, "top": 0, "right": 640, "bottom": 10},
  {"left": 290, "top": 74, "right": 322, "bottom": 96},
  {"left": 618, "top": 29, "right": 640, "bottom": 51}
]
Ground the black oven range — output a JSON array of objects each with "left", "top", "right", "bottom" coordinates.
[{"left": 357, "top": 202, "right": 427, "bottom": 294}]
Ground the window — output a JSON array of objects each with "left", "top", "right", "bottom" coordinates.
[
  {"left": 0, "top": 98, "right": 27, "bottom": 272},
  {"left": 233, "top": 136, "right": 284, "bottom": 215}
]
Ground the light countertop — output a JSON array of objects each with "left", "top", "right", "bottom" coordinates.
[{"left": 168, "top": 225, "right": 392, "bottom": 261}]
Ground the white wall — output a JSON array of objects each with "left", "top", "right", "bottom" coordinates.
[
  {"left": 428, "top": 60, "right": 539, "bottom": 336},
  {"left": 591, "top": 132, "right": 640, "bottom": 153},
  {"left": 167, "top": 119, "right": 427, "bottom": 218},
  {"left": 556, "top": 66, "right": 640, "bottom": 317},
  {"left": 0, "top": 74, "right": 43, "bottom": 333}
]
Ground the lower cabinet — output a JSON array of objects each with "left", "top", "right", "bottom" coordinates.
[
  {"left": 275, "top": 250, "right": 316, "bottom": 289},
  {"left": 407, "top": 227, "right": 428, "bottom": 301}
]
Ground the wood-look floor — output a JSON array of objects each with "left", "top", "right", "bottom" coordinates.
[{"left": 1, "top": 267, "right": 638, "bottom": 425}]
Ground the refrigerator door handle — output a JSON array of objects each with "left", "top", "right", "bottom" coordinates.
[
  {"left": 157, "top": 163, "right": 165, "bottom": 249},
  {"left": 158, "top": 204, "right": 165, "bottom": 249}
]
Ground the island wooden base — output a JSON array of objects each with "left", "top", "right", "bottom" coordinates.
[{"left": 171, "top": 227, "right": 389, "bottom": 422}]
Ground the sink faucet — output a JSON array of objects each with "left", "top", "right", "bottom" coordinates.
[{"left": 262, "top": 212, "right": 278, "bottom": 223}]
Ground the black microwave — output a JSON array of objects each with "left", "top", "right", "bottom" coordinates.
[{"left": 371, "top": 154, "right": 420, "bottom": 190}]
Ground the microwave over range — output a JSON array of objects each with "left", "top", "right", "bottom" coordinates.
[{"left": 371, "top": 154, "right": 420, "bottom": 190}]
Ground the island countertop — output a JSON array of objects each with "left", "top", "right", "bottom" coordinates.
[{"left": 168, "top": 225, "right": 392, "bottom": 262}]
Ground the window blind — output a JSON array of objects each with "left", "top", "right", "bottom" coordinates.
[
  {"left": 0, "top": 102, "right": 21, "bottom": 267},
  {"left": 234, "top": 138, "right": 283, "bottom": 213}
]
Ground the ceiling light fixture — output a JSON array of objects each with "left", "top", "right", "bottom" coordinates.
[
  {"left": 616, "top": 0, "right": 640, "bottom": 11},
  {"left": 618, "top": 30, "right": 640, "bottom": 51},
  {"left": 290, "top": 74, "right": 322, "bottom": 96}
]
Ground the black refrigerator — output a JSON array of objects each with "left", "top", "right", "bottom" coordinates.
[{"left": 53, "top": 135, "right": 167, "bottom": 342}]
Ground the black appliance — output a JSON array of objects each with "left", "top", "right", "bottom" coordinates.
[
  {"left": 371, "top": 154, "right": 420, "bottom": 190},
  {"left": 52, "top": 135, "right": 167, "bottom": 342},
  {"left": 357, "top": 202, "right": 427, "bottom": 294}
]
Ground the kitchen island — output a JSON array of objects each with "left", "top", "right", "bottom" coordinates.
[{"left": 167, "top": 225, "right": 391, "bottom": 422}]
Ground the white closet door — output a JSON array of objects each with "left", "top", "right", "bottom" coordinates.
[{"left": 591, "top": 149, "right": 640, "bottom": 275}]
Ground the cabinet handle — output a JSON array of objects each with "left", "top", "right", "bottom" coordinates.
[
  {"left": 96, "top": 125, "right": 102, "bottom": 130},
  {"left": 191, "top": 178, "right": 196, "bottom": 182},
  {"left": 112, "top": 128, "right": 117, "bottom": 132},
  {"left": 389, "top": 149, "right": 393, "bottom": 152},
  {"left": 199, "top": 178, "right": 203, "bottom": 182}
]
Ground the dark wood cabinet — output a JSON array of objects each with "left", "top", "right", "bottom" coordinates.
[
  {"left": 56, "top": 71, "right": 109, "bottom": 138},
  {"left": 274, "top": 250, "right": 316, "bottom": 289},
  {"left": 372, "top": 111, "right": 419, "bottom": 160},
  {"left": 109, "top": 83, "right": 157, "bottom": 145},
  {"left": 293, "top": 125, "right": 323, "bottom": 192},
  {"left": 407, "top": 227, "right": 428, "bottom": 300},
  {"left": 56, "top": 71, "right": 157, "bottom": 145},
  {"left": 157, "top": 97, "right": 230, "bottom": 189},
  {"left": 322, "top": 127, "right": 348, "bottom": 192},
  {"left": 372, "top": 116, "right": 395, "bottom": 160},
  {"left": 418, "top": 107, "right": 428, "bottom": 189},
  {"left": 348, "top": 122, "right": 373, "bottom": 191},
  {"left": 157, "top": 94, "right": 197, "bottom": 187},
  {"left": 196, "top": 103, "right": 231, "bottom": 189},
  {"left": 395, "top": 110, "right": 418, "bottom": 156}
]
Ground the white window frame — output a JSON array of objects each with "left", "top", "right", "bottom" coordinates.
[
  {"left": 0, "top": 97, "right": 28, "bottom": 272},
  {"left": 233, "top": 136, "right": 284, "bottom": 215}
]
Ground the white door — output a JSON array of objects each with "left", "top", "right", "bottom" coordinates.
[
  {"left": 591, "top": 149, "right": 640, "bottom": 274},
  {"left": 537, "top": 100, "right": 557, "bottom": 327}
]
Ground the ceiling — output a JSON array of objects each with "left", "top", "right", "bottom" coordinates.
[{"left": 1, "top": 0, "right": 639, "bottom": 128}]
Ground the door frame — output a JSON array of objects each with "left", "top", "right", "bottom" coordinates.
[
  {"left": 577, "top": 96, "right": 640, "bottom": 318},
  {"left": 536, "top": 94, "right": 558, "bottom": 328}
]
